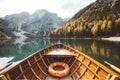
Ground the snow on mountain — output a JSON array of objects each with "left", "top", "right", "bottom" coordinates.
[
  {"left": 4, "top": 10, "right": 68, "bottom": 37},
  {"left": 4, "top": 12, "right": 30, "bottom": 30},
  {"left": 21, "top": 10, "right": 67, "bottom": 36}
]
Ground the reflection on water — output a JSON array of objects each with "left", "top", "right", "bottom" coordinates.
[
  {"left": 0, "top": 38, "right": 51, "bottom": 66},
  {"left": 49, "top": 39, "right": 120, "bottom": 69},
  {"left": 0, "top": 38, "right": 120, "bottom": 71},
  {"left": 0, "top": 57, "right": 14, "bottom": 66}
]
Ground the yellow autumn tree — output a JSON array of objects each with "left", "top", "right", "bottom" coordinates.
[
  {"left": 91, "top": 24, "right": 98, "bottom": 36},
  {"left": 115, "top": 18, "right": 120, "bottom": 24},
  {"left": 67, "top": 27, "right": 71, "bottom": 33},
  {"left": 101, "top": 20, "right": 107, "bottom": 31},
  {"left": 73, "top": 27, "right": 77, "bottom": 36},
  {"left": 79, "top": 25, "right": 83, "bottom": 31},
  {"left": 107, "top": 20, "right": 112, "bottom": 30}
]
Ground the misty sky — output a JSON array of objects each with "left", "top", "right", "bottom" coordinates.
[{"left": 0, "top": 0, "right": 95, "bottom": 18}]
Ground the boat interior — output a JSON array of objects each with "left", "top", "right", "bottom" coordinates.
[{"left": 0, "top": 44, "right": 119, "bottom": 80}]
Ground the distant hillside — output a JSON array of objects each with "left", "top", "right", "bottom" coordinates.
[
  {"left": 49, "top": 0, "right": 120, "bottom": 38},
  {"left": 0, "top": 18, "right": 13, "bottom": 39},
  {"left": 4, "top": 10, "right": 68, "bottom": 37}
]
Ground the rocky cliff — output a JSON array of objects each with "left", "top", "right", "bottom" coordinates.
[
  {"left": 0, "top": 18, "right": 12, "bottom": 40},
  {"left": 4, "top": 10, "right": 68, "bottom": 37}
]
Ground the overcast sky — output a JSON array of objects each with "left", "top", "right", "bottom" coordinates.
[{"left": 0, "top": 0, "right": 96, "bottom": 18}]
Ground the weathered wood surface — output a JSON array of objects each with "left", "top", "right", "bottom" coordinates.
[
  {"left": 45, "top": 75, "right": 73, "bottom": 80},
  {"left": 0, "top": 44, "right": 119, "bottom": 80}
]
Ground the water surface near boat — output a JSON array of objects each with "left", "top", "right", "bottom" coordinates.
[{"left": 0, "top": 38, "right": 120, "bottom": 72}]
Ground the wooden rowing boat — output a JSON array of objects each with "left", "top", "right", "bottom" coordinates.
[{"left": 0, "top": 43, "right": 120, "bottom": 80}]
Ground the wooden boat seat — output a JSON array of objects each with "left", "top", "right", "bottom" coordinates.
[{"left": 44, "top": 49, "right": 77, "bottom": 57}]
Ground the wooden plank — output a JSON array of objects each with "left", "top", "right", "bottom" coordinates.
[
  {"left": 46, "top": 58, "right": 51, "bottom": 65},
  {"left": 70, "top": 61, "right": 81, "bottom": 75},
  {"left": 23, "top": 68, "right": 31, "bottom": 79},
  {"left": 8, "top": 66, "right": 21, "bottom": 80},
  {"left": 34, "top": 57, "right": 47, "bottom": 76},
  {"left": 42, "top": 57, "right": 50, "bottom": 66},
  {"left": 20, "top": 61, "right": 29, "bottom": 71},
  {"left": 37, "top": 62, "right": 47, "bottom": 76},
  {"left": 67, "top": 57, "right": 73, "bottom": 64},
  {"left": 83, "top": 58, "right": 90, "bottom": 66},
  {"left": 83, "top": 70, "right": 93, "bottom": 79},
  {"left": 40, "top": 55, "right": 48, "bottom": 68},
  {"left": 77, "top": 68, "right": 87, "bottom": 79},
  {"left": 77, "top": 59, "right": 100, "bottom": 79},
  {"left": 97, "top": 68, "right": 108, "bottom": 79},
  {"left": 70, "top": 57, "right": 78, "bottom": 69},
  {"left": 30, "top": 66, "right": 41, "bottom": 80},
  {"left": 70, "top": 56, "right": 79, "bottom": 69},
  {"left": 39, "top": 73, "right": 46, "bottom": 80},
  {"left": 6, "top": 74, "right": 11, "bottom": 80},
  {"left": 105, "top": 74, "right": 111, "bottom": 80},
  {"left": 89, "top": 62, "right": 98, "bottom": 73},
  {"left": 94, "top": 76, "right": 99, "bottom": 80},
  {"left": 63, "top": 57, "right": 67, "bottom": 62},
  {"left": 77, "top": 56, "right": 112, "bottom": 79},
  {"left": 34, "top": 56, "right": 47, "bottom": 76},
  {"left": 68, "top": 57, "right": 75, "bottom": 66},
  {"left": 64, "top": 57, "right": 70, "bottom": 63},
  {"left": 81, "top": 75, "right": 88, "bottom": 80},
  {"left": 90, "top": 75, "right": 95, "bottom": 80},
  {"left": 0, "top": 75, "right": 8, "bottom": 80},
  {"left": 78, "top": 55, "right": 84, "bottom": 62},
  {"left": 66, "top": 45, "right": 119, "bottom": 76},
  {"left": 45, "top": 75, "right": 73, "bottom": 80},
  {"left": 72, "top": 76, "right": 75, "bottom": 80},
  {"left": 27, "top": 60, "right": 40, "bottom": 80},
  {"left": 28, "top": 57, "right": 36, "bottom": 65},
  {"left": 19, "top": 65, "right": 27, "bottom": 79},
  {"left": 34, "top": 53, "right": 41, "bottom": 61},
  {"left": 73, "top": 72, "right": 78, "bottom": 79}
]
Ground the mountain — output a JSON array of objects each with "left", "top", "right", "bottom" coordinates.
[
  {"left": 4, "top": 10, "right": 68, "bottom": 37},
  {"left": 0, "top": 18, "right": 12, "bottom": 39},
  {"left": 49, "top": 0, "right": 120, "bottom": 38},
  {"left": 4, "top": 12, "right": 30, "bottom": 31}
]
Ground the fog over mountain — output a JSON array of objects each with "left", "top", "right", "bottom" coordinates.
[{"left": 4, "top": 9, "right": 69, "bottom": 37}]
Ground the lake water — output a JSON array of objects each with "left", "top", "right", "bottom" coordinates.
[{"left": 0, "top": 38, "right": 120, "bottom": 73}]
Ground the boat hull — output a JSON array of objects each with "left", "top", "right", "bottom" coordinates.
[{"left": 0, "top": 44, "right": 120, "bottom": 80}]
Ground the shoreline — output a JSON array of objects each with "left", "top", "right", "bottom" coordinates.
[
  {"left": 101, "top": 37, "right": 120, "bottom": 42},
  {"left": 1, "top": 36, "right": 120, "bottom": 42},
  {"left": 48, "top": 37, "right": 120, "bottom": 42}
]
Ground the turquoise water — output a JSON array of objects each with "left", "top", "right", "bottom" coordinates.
[{"left": 0, "top": 38, "right": 120, "bottom": 73}]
